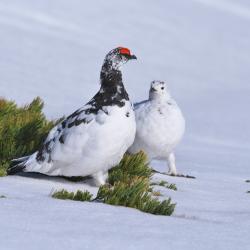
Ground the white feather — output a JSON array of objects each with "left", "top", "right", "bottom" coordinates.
[
  {"left": 128, "top": 81, "right": 185, "bottom": 175},
  {"left": 24, "top": 101, "right": 135, "bottom": 177}
]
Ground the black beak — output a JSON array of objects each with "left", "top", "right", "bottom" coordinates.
[
  {"left": 130, "top": 54, "right": 137, "bottom": 60},
  {"left": 124, "top": 54, "right": 137, "bottom": 60}
]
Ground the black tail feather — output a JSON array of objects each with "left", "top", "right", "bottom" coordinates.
[{"left": 7, "top": 162, "right": 26, "bottom": 175}]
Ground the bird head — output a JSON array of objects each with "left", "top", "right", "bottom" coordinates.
[
  {"left": 102, "top": 47, "right": 137, "bottom": 71},
  {"left": 149, "top": 81, "right": 171, "bottom": 100}
]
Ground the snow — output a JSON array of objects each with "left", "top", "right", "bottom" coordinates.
[{"left": 0, "top": 0, "right": 250, "bottom": 249}]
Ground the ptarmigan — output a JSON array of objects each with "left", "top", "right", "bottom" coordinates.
[
  {"left": 8, "top": 47, "right": 137, "bottom": 186},
  {"left": 128, "top": 80, "right": 185, "bottom": 176}
]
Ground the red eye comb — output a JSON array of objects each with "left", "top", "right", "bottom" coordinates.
[{"left": 118, "top": 47, "right": 131, "bottom": 55}]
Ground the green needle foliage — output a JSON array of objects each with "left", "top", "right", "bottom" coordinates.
[
  {"left": 166, "top": 183, "right": 177, "bottom": 191},
  {"left": 52, "top": 189, "right": 93, "bottom": 201},
  {"left": 99, "top": 152, "right": 176, "bottom": 215},
  {"left": 151, "top": 191, "right": 162, "bottom": 197},
  {"left": 51, "top": 152, "right": 176, "bottom": 216},
  {"left": 158, "top": 180, "right": 169, "bottom": 186},
  {"left": 108, "top": 152, "right": 152, "bottom": 185},
  {"left": 151, "top": 180, "right": 177, "bottom": 191},
  {"left": 0, "top": 167, "right": 7, "bottom": 177},
  {"left": 96, "top": 177, "right": 175, "bottom": 215},
  {"left": 0, "top": 97, "right": 58, "bottom": 175}
]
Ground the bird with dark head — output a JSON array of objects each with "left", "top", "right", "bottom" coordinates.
[
  {"left": 8, "top": 47, "right": 137, "bottom": 186},
  {"left": 87, "top": 47, "right": 137, "bottom": 115},
  {"left": 100, "top": 47, "right": 137, "bottom": 92},
  {"left": 101, "top": 47, "right": 137, "bottom": 73}
]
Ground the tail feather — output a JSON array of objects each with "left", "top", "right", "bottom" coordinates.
[
  {"left": 7, "top": 157, "right": 28, "bottom": 175},
  {"left": 11, "top": 156, "right": 29, "bottom": 163}
]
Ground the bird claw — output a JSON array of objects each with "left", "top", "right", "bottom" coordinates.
[
  {"left": 172, "top": 173, "right": 196, "bottom": 179},
  {"left": 152, "top": 169, "right": 196, "bottom": 179},
  {"left": 167, "top": 171, "right": 178, "bottom": 176}
]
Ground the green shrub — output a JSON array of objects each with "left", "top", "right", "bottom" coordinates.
[
  {"left": 151, "top": 180, "right": 177, "bottom": 191},
  {"left": 158, "top": 180, "right": 168, "bottom": 186},
  {"left": 0, "top": 97, "right": 58, "bottom": 175},
  {"left": 52, "top": 189, "right": 93, "bottom": 201},
  {"left": 151, "top": 190, "right": 162, "bottom": 196},
  {"left": 108, "top": 152, "right": 152, "bottom": 185},
  {"left": 96, "top": 177, "right": 175, "bottom": 215},
  {"left": 51, "top": 152, "right": 176, "bottom": 216},
  {"left": 0, "top": 167, "right": 7, "bottom": 177}
]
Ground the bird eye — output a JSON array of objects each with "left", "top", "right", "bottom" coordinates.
[{"left": 161, "top": 87, "right": 164, "bottom": 90}]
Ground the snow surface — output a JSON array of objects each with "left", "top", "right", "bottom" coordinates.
[{"left": 0, "top": 0, "right": 250, "bottom": 249}]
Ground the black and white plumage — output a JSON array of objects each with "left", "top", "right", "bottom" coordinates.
[
  {"left": 128, "top": 81, "right": 185, "bottom": 176},
  {"left": 8, "top": 47, "right": 137, "bottom": 185}
]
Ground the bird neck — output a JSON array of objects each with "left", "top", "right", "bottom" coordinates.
[
  {"left": 101, "top": 57, "right": 120, "bottom": 73},
  {"left": 99, "top": 63, "right": 129, "bottom": 101},
  {"left": 100, "top": 67, "right": 122, "bottom": 87},
  {"left": 149, "top": 93, "right": 172, "bottom": 104}
]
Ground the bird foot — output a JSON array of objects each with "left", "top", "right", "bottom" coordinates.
[
  {"left": 152, "top": 169, "right": 196, "bottom": 179},
  {"left": 170, "top": 173, "right": 196, "bottom": 179}
]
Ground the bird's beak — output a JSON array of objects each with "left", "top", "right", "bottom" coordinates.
[{"left": 129, "top": 54, "right": 137, "bottom": 60}]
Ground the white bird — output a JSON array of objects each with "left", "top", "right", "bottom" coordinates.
[
  {"left": 128, "top": 80, "right": 185, "bottom": 176},
  {"left": 8, "top": 47, "right": 137, "bottom": 186}
]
